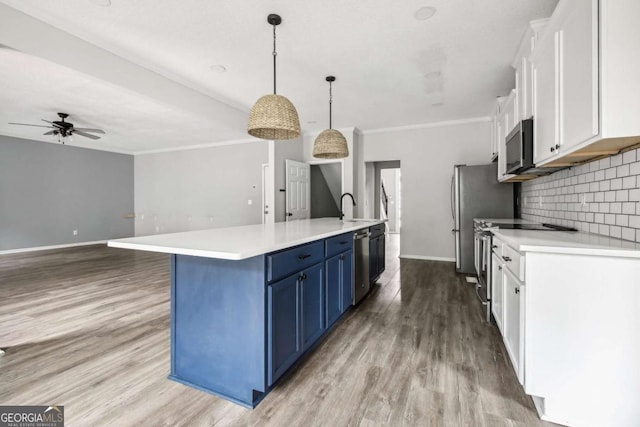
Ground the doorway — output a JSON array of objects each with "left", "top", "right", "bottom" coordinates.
[
  {"left": 380, "top": 168, "right": 401, "bottom": 233},
  {"left": 309, "top": 161, "right": 343, "bottom": 218}
]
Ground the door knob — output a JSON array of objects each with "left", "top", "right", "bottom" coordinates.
[{"left": 287, "top": 212, "right": 293, "bottom": 216}]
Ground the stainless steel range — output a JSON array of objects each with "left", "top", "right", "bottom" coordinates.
[{"left": 473, "top": 218, "right": 577, "bottom": 322}]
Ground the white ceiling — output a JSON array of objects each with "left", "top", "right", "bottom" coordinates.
[{"left": 0, "top": 0, "right": 558, "bottom": 154}]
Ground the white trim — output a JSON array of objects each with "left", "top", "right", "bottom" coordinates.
[
  {"left": 399, "top": 254, "right": 455, "bottom": 262},
  {"left": 0, "top": 240, "right": 107, "bottom": 255},
  {"left": 359, "top": 116, "right": 492, "bottom": 135},
  {"left": 132, "top": 137, "right": 259, "bottom": 155}
]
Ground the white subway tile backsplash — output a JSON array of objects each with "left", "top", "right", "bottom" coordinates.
[
  {"left": 622, "top": 227, "right": 635, "bottom": 241},
  {"left": 617, "top": 164, "right": 630, "bottom": 177},
  {"left": 605, "top": 167, "right": 617, "bottom": 180},
  {"left": 611, "top": 153, "right": 623, "bottom": 167},
  {"left": 623, "top": 150, "right": 636, "bottom": 164},
  {"left": 610, "top": 178, "right": 623, "bottom": 190},
  {"left": 622, "top": 202, "right": 636, "bottom": 215},
  {"left": 522, "top": 153, "right": 640, "bottom": 241},
  {"left": 616, "top": 190, "right": 629, "bottom": 202},
  {"left": 623, "top": 176, "right": 636, "bottom": 189}
]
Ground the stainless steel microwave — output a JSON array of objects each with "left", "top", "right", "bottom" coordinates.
[{"left": 505, "top": 118, "right": 534, "bottom": 174}]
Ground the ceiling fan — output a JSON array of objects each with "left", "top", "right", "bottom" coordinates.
[{"left": 9, "top": 112, "right": 106, "bottom": 142}]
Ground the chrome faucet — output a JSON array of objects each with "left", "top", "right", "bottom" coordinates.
[{"left": 339, "top": 193, "right": 356, "bottom": 220}]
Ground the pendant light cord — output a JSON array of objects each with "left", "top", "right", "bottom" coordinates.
[
  {"left": 329, "top": 81, "right": 333, "bottom": 129},
  {"left": 272, "top": 24, "right": 277, "bottom": 94}
]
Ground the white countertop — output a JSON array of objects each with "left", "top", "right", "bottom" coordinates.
[
  {"left": 493, "top": 229, "right": 640, "bottom": 258},
  {"left": 108, "top": 218, "right": 385, "bottom": 260}
]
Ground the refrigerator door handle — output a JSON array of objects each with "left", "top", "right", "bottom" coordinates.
[{"left": 450, "top": 174, "right": 455, "bottom": 220}]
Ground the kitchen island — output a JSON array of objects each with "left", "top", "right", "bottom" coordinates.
[{"left": 108, "top": 218, "right": 385, "bottom": 408}]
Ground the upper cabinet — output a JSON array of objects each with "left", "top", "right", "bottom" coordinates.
[{"left": 532, "top": 0, "right": 640, "bottom": 168}]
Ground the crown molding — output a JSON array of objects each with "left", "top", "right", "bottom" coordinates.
[
  {"left": 132, "top": 137, "right": 261, "bottom": 155},
  {"left": 359, "top": 116, "right": 492, "bottom": 135}
]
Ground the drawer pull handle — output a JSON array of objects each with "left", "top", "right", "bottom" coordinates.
[
  {"left": 339, "top": 241, "right": 348, "bottom": 245},
  {"left": 339, "top": 254, "right": 344, "bottom": 260},
  {"left": 502, "top": 256, "right": 512, "bottom": 262},
  {"left": 492, "top": 245, "right": 498, "bottom": 249},
  {"left": 299, "top": 273, "right": 307, "bottom": 281},
  {"left": 298, "top": 254, "right": 311, "bottom": 260}
]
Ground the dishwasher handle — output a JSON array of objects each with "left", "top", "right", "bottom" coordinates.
[{"left": 353, "top": 231, "right": 371, "bottom": 240}]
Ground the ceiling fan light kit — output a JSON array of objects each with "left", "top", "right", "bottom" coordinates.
[
  {"left": 313, "top": 76, "right": 349, "bottom": 159},
  {"left": 247, "top": 14, "right": 301, "bottom": 141},
  {"left": 8, "top": 112, "right": 105, "bottom": 144}
]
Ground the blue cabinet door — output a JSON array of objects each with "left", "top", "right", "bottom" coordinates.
[
  {"left": 268, "top": 273, "right": 300, "bottom": 386},
  {"left": 341, "top": 249, "right": 353, "bottom": 313},
  {"left": 301, "top": 263, "right": 325, "bottom": 351},
  {"left": 369, "top": 237, "right": 379, "bottom": 283},
  {"left": 325, "top": 255, "right": 341, "bottom": 328}
]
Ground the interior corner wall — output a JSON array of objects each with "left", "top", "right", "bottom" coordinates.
[
  {"left": 134, "top": 141, "right": 267, "bottom": 236},
  {"left": 274, "top": 138, "right": 304, "bottom": 222},
  {"left": 356, "top": 121, "right": 491, "bottom": 260},
  {"left": 0, "top": 135, "right": 134, "bottom": 251}
]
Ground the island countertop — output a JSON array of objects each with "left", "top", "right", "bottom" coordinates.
[{"left": 108, "top": 217, "right": 385, "bottom": 260}]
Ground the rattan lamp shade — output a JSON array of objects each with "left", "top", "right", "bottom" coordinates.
[
  {"left": 312, "top": 128, "right": 349, "bottom": 158},
  {"left": 248, "top": 94, "right": 301, "bottom": 140}
]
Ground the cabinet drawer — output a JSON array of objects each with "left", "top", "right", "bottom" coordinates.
[
  {"left": 369, "top": 224, "right": 385, "bottom": 238},
  {"left": 502, "top": 243, "right": 525, "bottom": 281},
  {"left": 325, "top": 233, "right": 353, "bottom": 258},
  {"left": 266, "top": 241, "right": 324, "bottom": 283}
]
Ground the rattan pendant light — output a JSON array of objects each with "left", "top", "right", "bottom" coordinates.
[
  {"left": 247, "top": 14, "right": 300, "bottom": 140},
  {"left": 312, "top": 76, "right": 349, "bottom": 158}
]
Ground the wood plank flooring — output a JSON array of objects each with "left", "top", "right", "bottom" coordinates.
[{"left": 0, "top": 236, "right": 556, "bottom": 426}]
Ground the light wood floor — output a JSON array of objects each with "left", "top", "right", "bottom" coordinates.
[{"left": 0, "top": 236, "right": 555, "bottom": 426}]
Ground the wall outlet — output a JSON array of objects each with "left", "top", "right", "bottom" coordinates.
[
  {"left": 580, "top": 194, "right": 587, "bottom": 207},
  {"left": 73, "top": 230, "right": 78, "bottom": 236},
  {"left": 248, "top": 199, "right": 253, "bottom": 205}
]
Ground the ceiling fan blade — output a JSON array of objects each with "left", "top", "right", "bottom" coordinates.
[
  {"left": 73, "top": 128, "right": 105, "bottom": 134},
  {"left": 73, "top": 130, "right": 101, "bottom": 140},
  {"left": 9, "top": 122, "right": 54, "bottom": 128},
  {"left": 43, "top": 130, "right": 56, "bottom": 135},
  {"left": 41, "top": 119, "right": 53, "bottom": 124}
]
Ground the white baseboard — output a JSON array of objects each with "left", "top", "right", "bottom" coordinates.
[
  {"left": 399, "top": 254, "right": 455, "bottom": 262},
  {"left": 0, "top": 240, "right": 107, "bottom": 255}
]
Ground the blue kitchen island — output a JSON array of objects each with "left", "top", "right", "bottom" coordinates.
[{"left": 108, "top": 218, "right": 385, "bottom": 408}]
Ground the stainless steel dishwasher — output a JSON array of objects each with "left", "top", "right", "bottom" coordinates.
[{"left": 353, "top": 229, "right": 370, "bottom": 304}]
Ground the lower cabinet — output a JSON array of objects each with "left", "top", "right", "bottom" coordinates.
[
  {"left": 325, "top": 249, "right": 353, "bottom": 328},
  {"left": 369, "top": 232, "right": 386, "bottom": 283},
  {"left": 503, "top": 264, "right": 525, "bottom": 385},
  {"left": 268, "top": 262, "right": 325, "bottom": 386},
  {"left": 491, "top": 252, "right": 504, "bottom": 334}
]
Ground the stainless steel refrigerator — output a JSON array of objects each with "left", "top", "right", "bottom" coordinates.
[{"left": 451, "top": 163, "right": 514, "bottom": 274}]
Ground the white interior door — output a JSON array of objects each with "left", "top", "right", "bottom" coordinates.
[{"left": 285, "top": 160, "right": 310, "bottom": 221}]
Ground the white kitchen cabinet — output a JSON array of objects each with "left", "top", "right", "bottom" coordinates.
[
  {"left": 496, "top": 92, "right": 518, "bottom": 182},
  {"left": 531, "top": 0, "right": 640, "bottom": 168},
  {"left": 513, "top": 19, "right": 547, "bottom": 123},
  {"left": 531, "top": 28, "right": 558, "bottom": 165},
  {"left": 490, "top": 252, "right": 504, "bottom": 334},
  {"left": 503, "top": 267, "right": 525, "bottom": 385},
  {"left": 558, "top": 0, "right": 599, "bottom": 153}
]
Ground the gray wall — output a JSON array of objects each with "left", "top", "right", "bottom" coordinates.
[
  {"left": 356, "top": 121, "right": 491, "bottom": 260},
  {"left": 0, "top": 136, "right": 134, "bottom": 251},
  {"left": 310, "top": 165, "right": 340, "bottom": 218},
  {"left": 274, "top": 139, "right": 304, "bottom": 222},
  {"left": 134, "top": 142, "right": 267, "bottom": 235},
  {"left": 318, "top": 163, "right": 342, "bottom": 207},
  {"left": 522, "top": 146, "right": 640, "bottom": 242}
]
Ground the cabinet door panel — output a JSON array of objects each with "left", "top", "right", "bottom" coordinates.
[
  {"left": 341, "top": 250, "right": 354, "bottom": 313},
  {"left": 369, "top": 237, "right": 378, "bottom": 283},
  {"left": 325, "top": 255, "right": 341, "bottom": 328},
  {"left": 301, "top": 263, "right": 325, "bottom": 351},
  {"left": 560, "top": 0, "right": 599, "bottom": 150},
  {"left": 268, "top": 274, "right": 300, "bottom": 385},
  {"left": 377, "top": 235, "right": 386, "bottom": 276},
  {"left": 533, "top": 32, "right": 558, "bottom": 165},
  {"left": 491, "top": 253, "right": 504, "bottom": 334},
  {"left": 503, "top": 268, "right": 524, "bottom": 385}
]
